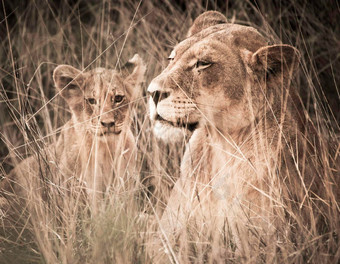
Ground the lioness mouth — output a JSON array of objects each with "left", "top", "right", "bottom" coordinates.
[{"left": 156, "top": 114, "right": 199, "bottom": 132}]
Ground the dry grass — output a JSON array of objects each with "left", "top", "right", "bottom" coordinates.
[{"left": 0, "top": 0, "right": 339, "bottom": 263}]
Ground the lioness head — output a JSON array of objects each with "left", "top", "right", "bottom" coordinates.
[
  {"left": 54, "top": 54, "right": 146, "bottom": 137},
  {"left": 148, "top": 11, "right": 299, "bottom": 141}
]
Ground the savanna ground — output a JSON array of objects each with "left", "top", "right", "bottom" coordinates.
[{"left": 0, "top": 0, "right": 339, "bottom": 263}]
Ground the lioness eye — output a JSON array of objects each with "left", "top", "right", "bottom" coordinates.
[
  {"left": 86, "top": 98, "right": 96, "bottom": 105},
  {"left": 114, "top": 95, "right": 124, "bottom": 103},
  {"left": 195, "top": 61, "right": 211, "bottom": 68}
]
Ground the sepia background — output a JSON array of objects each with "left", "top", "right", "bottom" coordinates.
[{"left": 0, "top": 0, "right": 339, "bottom": 263}]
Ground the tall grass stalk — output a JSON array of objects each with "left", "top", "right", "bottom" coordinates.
[{"left": 0, "top": 1, "right": 338, "bottom": 263}]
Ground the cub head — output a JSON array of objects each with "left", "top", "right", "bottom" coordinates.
[
  {"left": 53, "top": 54, "right": 146, "bottom": 137},
  {"left": 147, "top": 11, "right": 299, "bottom": 141}
]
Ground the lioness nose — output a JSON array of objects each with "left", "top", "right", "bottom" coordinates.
[
  {"left": 101, "top": 121, "right": 115, "bottom": 128},
  {"left": 150, "top": 91, "right": 170, "bottom": 106}
]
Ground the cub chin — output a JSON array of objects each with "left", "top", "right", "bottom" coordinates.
[{"left": 1, "top": 54, "right": 146, "bottom": 209}]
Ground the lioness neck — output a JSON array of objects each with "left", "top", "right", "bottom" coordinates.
[{"left": 182, "top": 108, "right": 300, "bottom": 183}]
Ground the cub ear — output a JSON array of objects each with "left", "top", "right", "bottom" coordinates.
[
  {"left": 121, "top": 54, "right": 146, "bottom": 100},
  {"left": 187, "top": 11, "right": 227, "bottom": 38},
  {"left": 250, "top": 44, "right": 300, "bottom": 81},
  {"left": 53, "top": 65, "right": 84, "bottom": 109}
]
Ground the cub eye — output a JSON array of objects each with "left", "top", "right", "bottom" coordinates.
[
  {"left": 195, "top": 61, "right": 212, "bottom": 70},
  {"left": 86, "top": 98, "right": 96, "bottom": 105},
  {"left": 114, "top": 95, "right": 124, "bottom": 103}
]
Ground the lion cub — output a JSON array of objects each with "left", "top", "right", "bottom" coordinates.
[{"left": 2, "top": 54, "right": 145, "bottom": 206}]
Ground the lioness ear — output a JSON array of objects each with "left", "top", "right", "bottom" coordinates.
[
  {"left": 250, "top": 44, "right": 300, "bottom": 81},
  {"left": 187, "top": 11, "right": 227, "bottom": 37},
  {"left": 53, "top": 65, "right": 84, "bottom": 109},
  {"left": 121, "top": 54, "right": 146, "bottom": 100}
]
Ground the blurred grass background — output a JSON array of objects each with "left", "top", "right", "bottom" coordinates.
[
  {"left": 0, "top": 0, "right": 339, "bottom": 263},
  {"left": 1, "top": 0, "right": 339, "bottom": 172}
]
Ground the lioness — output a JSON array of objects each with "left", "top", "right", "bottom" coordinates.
[
  {"left": 2, "top": 54, "right": 146, "bottom": 207},
  {"left": 147, "top": 11, "right": 338, "bottom": 262}
]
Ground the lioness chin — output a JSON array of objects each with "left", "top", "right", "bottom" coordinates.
[{"left": 147, "top": 11, "right": 338, "bottom": 263}]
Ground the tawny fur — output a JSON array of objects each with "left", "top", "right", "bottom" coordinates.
[
  {"left": 147, "top": 11, "right": 338, "bottom": 263},
  {"left": 1, "top": 54, "right": 146, "bottom": 208}
]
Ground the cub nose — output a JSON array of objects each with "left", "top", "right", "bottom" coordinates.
[
  {"left": 150, "top": 91, "right": 170, "bottom": 106},
  {"left": 100, "top": 121, "right": 115, "bottom": 128}
]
